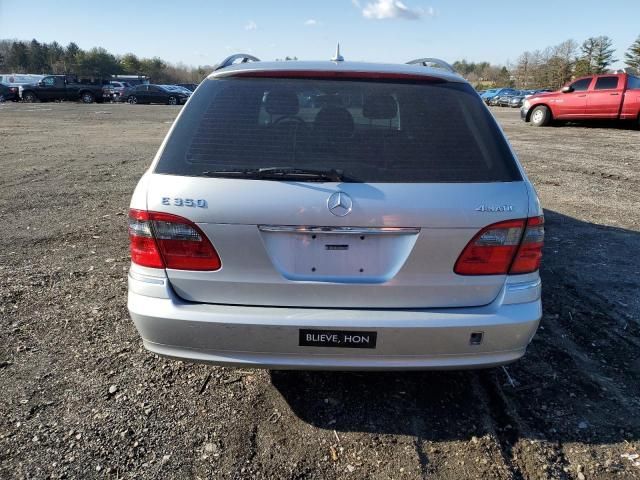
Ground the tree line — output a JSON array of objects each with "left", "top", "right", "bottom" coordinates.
[
  {"left": 1, "top": 35, "right": 639, "bottom": 88},
  {"left": 457, "top": 35, "right": 639, "bottom": 89},
  {"left": 0, "top": 39, "right": 212, "bottom": 83}
]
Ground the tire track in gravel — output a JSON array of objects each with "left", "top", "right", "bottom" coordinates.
[
  {"left": 475, "top": 371, "right": 572, "bottom": 480},
  {"left": 472, "top": 372, "right": 525, "bottom": 480}
]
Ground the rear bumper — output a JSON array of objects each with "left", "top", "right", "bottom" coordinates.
[{"left": 128, "top": 268, "right": 542, "bottom": 370}]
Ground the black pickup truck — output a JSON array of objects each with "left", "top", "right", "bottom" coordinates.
[{"left": 21, "top": 75, "right": 105, "bottom": 103}]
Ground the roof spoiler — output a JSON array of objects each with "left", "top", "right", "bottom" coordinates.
[
  {"left": 215, "top": 54, "right": 261, "bottom": 71},
  {"left": 406, "top": 58, "right": 457, "bottom": 74},
  {"left": 214, "top": 53, "right": 457, "bottom": 75}
]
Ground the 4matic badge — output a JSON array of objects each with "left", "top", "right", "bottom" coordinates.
[{"left": 475, "top": 204, "right": 514, "bottom": 213}]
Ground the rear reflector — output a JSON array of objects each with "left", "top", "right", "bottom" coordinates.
[
  {"left": 454, "top": 217, "right": 544, "bottom": 275},
  {"left": 128, "top": 209, "right": 221, "bottom": 270}
]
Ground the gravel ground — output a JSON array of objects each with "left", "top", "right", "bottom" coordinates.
[{"left": 0, "top": 102, "right": 639, "bottom": 480}]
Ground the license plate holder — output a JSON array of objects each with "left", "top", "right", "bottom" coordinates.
[{"left": 299, "top": 329, "right": 377, "bottom": 349}]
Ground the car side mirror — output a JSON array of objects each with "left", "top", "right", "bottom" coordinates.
[{"left": 561, "top": 86, "right": 573, "bottom": 93}]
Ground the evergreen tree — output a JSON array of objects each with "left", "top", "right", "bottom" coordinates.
[
  {"left": 138, "top": 57, "right": 167, "bottom": 82},
  {"left": 580, "top": 36, "right": 616, "bottom": 74},
  {"left": 579, "top": 37, "right": 597, "bottom": 74},
  {"left": 64, "top": 42, "right": 81, "bottom": 72},
  {"left": 7, "top": 41, "right": 29, "bottom": 70},
  {"left": 48, "top": 41, "right": 65, "bottom": 72},
  {"left": 624, "top": 35, "right": 640, "bottom": 71},
  {"left": 591, "top": 36, "right": 617, "bottom": 73},
  {"left": 120, "top": 53, "right": 141, "bottom": 74},
  {"left": 75, "top": 47, "right": 120, "bottom": 76},
  {"left": 28, "top": 39, "right": 47, "bottom": 72},
  {"left": 573, "top": 58, "right": 592, "bottom": 77}
]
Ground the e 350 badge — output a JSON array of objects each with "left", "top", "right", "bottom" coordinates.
[{"left": 161, "top": 197, "right": 208, "bottom": 208}]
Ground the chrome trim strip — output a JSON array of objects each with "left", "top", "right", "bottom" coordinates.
[
  {"left": 506, "top": 278, "right": 541, "bottom": 292},
  {"left": 129, "top": 271, "right": 167, "bottom": 285},
  {"left": 258, "top": 225, "right": 421, "bottom": 235}
]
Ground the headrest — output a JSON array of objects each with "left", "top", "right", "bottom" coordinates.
[
  {"left": 314, "top": 94, "right": 344, "bottom": 108},
  {"left": 314, "top": 107, "right": 355, "bottom": 139},
  {"left": 362, "top": 94, "right": 397, "bottom": 120},
  {"left": 264, "top": 89, "right": 299, "bottom": 115}
]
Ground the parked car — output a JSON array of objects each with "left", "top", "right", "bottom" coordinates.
[
  {"left": 505, "top": 90, "right": 533, "bottom": 108},
  {"left": 479, "top": 88, "right": 499, "bottom": 101},
  {"left": 0, "top": 83, "right": 20, "bottom": 102},
  {"left": 122, "top": 84, "right": 190, "bottom": 105},
  {"left": 527, "top": 89, "right": 551, "bottom": 96},
  {"left": 116, "top": 85, "right": 133, "bottom": 103},
  {"left": 486, "top": 95, "right": 501, "bottom": 106},
  {"left": 0, "top": 74, "right": 46, "bottom": 98},
  {"left": 102, "top": 84, "right": 115, "bottom": 102},
  {"left": 495, "top": 91, "right": 522, "bottom": 107},
  {"left": 127, "top": 54, "right": 544, "bottom": 370},
  {"left": 508, "top": 94, "right": 525, "bottom": 108},
  {"left": 488, "top": 91, "right": 514, "bottom": 107},
  {"left": 108, "top": 81, "right": 131, "bottom": 100},
  {"left": 176, "top": 83, "right": 198, "bottom": 92},
  {"left": 502, "top": 89, "right": 550, "bottom": 108},
  {"left": 482, "top": 88, "right": 518, "bottom": 104},
  {"left": 522, "top": 73, "right": 640, "bottom": 126},
  {"left": 161, "top": 84, "right": 193, "bottom": 96},
  {"left": 20, "top": 75, "right": 105, "bottom": 103}
]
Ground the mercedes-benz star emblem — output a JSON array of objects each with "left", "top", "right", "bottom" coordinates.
[{"left": 327, "top": 192, "right": 353, "bottom": 217}]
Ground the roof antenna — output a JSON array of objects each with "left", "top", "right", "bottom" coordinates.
[{"left": 331, "top": 42, "right": 344, "bottom": 62}]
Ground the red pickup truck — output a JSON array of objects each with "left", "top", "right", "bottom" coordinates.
[{"left": 521, "top": 73, "right": 640, "bottom": 127}]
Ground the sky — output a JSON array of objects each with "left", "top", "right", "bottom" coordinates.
[{"left": 0, "top": 0, "right": 638, "bottom": 69}]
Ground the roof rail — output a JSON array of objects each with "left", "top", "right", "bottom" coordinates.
[
  {"left": 215, "top": 53, "right": 261, "bottom": 71},
  {"left": 406, "top": 58, "right": 457, "bottom": 74}
]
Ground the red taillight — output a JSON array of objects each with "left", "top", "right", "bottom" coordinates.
[
  {"left": 454, "top": 216, "right": 544, "bottom": 276},
  {"left": 510, "top": 216, "right": 544, "bottom": 274},
  {"left": 128, "top": 209, "right": 221, "bottom": 270}
]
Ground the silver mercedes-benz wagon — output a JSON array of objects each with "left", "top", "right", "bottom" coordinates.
[{"left": 128, "top": 53, "right": 544, "bottom": 370}]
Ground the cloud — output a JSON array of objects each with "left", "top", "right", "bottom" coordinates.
[
  {"left": 360, "top": 0, "right": 432, "bottom": 20},
  {"left": 244, "top": 20, "right": 257, "bottom": 31},
  {"left": 304, "top": 19, "right": 319, "bottom": 26}
]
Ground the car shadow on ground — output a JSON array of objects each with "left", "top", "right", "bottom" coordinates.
[
  {"left": 551, "top": 119, "right": 639, "bottom": 129},
  {"left": 270, "top": 210, "right": 640, "bottom": 446}
]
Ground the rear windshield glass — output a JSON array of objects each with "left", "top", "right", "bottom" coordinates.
[{"left": 155, "top": 77, "right": 521, "bottom": 183}]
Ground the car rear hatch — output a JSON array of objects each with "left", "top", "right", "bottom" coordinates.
[{"left": 142, "top": 70, "right": 530, "bottom": 309}]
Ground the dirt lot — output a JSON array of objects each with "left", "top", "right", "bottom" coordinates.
[{"left": 0, "top": 102, "right": 639, "bottom": 480}]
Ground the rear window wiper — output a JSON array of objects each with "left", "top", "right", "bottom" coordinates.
[
  {"left": 257, "top": 167, "right": 345, "bottom": 182},
  {"left": 199, "top": 167, "right": 345, "bottom": 182}
]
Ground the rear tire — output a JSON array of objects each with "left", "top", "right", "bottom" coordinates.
[
  {"left": 168, "top": 96, "right": 177, "bottom": 105},
  {"left": 80, "top": 92, "right": 95, "bottom": 104},
  {"left": 128, "top": 96, "right": 137, "bottom": 104},
  {"left": 530, "top": 106, "right": 551, "bottom": 127},
  {"left": 0, "top": 94, "right": 5, "bottom": 103},
  {"left": 23, "top": 91, "right": 38, "bottom": 103}
]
